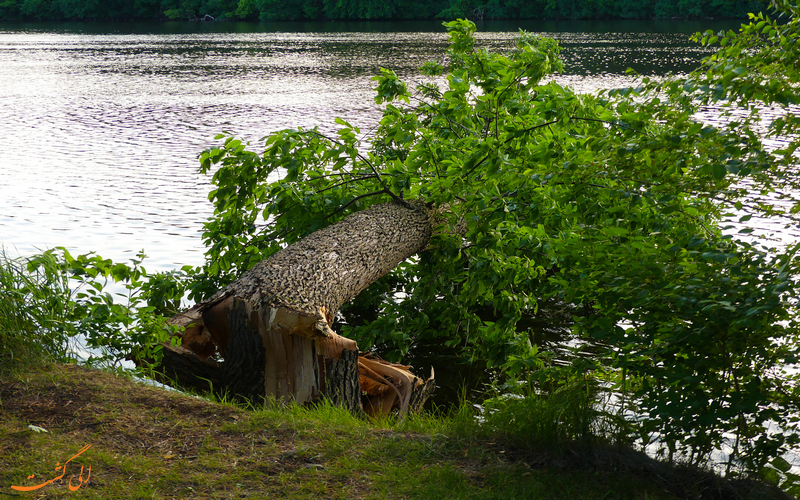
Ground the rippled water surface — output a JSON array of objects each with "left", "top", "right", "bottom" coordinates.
[
  {"left": 5, "top": 19, "right": 799, "bottom": 472},
  {"left": 0, "top": 20, "right": 738, "bottom": 269}
]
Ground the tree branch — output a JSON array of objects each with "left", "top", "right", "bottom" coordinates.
[
  {"left": 309, "top": 130, "right": 386, "bottom": 186},
  {"left": 461, "top": 119, "right": 560, "bottom": 180},
  {"left": 326, "top": 189, "right": 413, "bottom": 220},
  {"left": 314, "top": 174, "right": 380, "bottom": 195},
  {"left": 571, "top": 116, "right": 645, "bottom": 133}
]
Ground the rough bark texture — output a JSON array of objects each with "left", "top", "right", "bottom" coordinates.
[
  {"left": 323, "top": 348, "right": 362, "bottom": 412},
  {"left": 211, "top": 200, "right": 434, "bottom": 326},
  {"left": 150, "top": 201, "right": 437, "bottom": 415},
  {"left": 223, "top": 298, "right": 266, "bottom": 400}
]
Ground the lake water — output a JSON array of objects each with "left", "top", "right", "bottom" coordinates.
[
  {"left": 0, "top": 18, "right": 743, "bottom": 270},
  {"left": 5, "top": 18, "right": 799, "bottom": 473}
]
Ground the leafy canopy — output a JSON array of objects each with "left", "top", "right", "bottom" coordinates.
[{"left": 197, "top": 10, "right": 800, "bottom": 479}]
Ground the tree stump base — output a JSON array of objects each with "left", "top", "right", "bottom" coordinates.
[
  {"left": 141, "top": 203, "right": 438, "bottom": 415},
  {"left": 152, "top": 296, "right": 435, "bottom": 417}
]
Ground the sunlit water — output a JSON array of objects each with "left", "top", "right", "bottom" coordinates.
[
  {"left": 4, "top": 18, "right": 798, "bottom": 474},
  {"left": 0, "top": 19, "right": 737, "bottom": 269}
]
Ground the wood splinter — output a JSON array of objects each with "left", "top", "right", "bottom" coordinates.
[{"left": 139, "top": 202, "right": 437, "bottom": 417}]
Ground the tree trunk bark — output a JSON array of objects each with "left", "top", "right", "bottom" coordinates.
[{"left": 148, "top": 201, "right": 436, "bottom": 415}]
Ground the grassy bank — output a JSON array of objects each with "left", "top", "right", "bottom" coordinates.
[
  {"left": 0, "top": 363, "right": 790, "bottom": 500},
  {"left": 0, "top": 246, "right": 795, "bottom": 499}
]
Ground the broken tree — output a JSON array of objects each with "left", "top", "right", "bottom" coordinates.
[{"left": 152, "top": 201, "right": 435, "bottom": 416}]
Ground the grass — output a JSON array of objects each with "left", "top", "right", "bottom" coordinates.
[
  {"left": 0, "top": 248, "right": 74, "bottom": 369},
  {"left": 1, "top": 250, "right": 794, "bottom": 499},
  {"left": 0, "top": 363, "right": 792, "bottom": 500}
]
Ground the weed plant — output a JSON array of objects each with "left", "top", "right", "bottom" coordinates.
[
  {"left": 0, "top": 248, "right": 74, "bottom": 371},
  {"left": 1, "top": 248, "right": 796, "bottom": 498}
]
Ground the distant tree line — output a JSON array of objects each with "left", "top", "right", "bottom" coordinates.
[{"left": 0, "top": 0, "right": 766, "bottom": 21}]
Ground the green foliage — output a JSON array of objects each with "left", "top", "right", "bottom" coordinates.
[
  {"left": 688, "top": 2, "right": 800, "bottom": 147},
  {"left": 55, "top": 0, "right": 101, "bottom": 19},
  {"left": 252, "top": 0, "right": 308, "bottom": 20},
  {"left": 0, "top": 247, "right": 73, "bottom": 368},
  {"left": 161, "top": 0, "right": 202, "bottom": 19},
  {"left": 195, "top": 11, "right": 800, "bottom": 482},
  {"left": 0, "top": 0, "right": 764, "bottom": 21},
  {"left": 481, "top": 370, "right": 633, "bottom": 450},
  {"left": 321, "top": 0, "right": 396, "bottom": 19},
  {"left": 42, "top": 248, "right": 196, "bottom": 367},
  {"left": 3, "top": 0, "right": 797, "bottom": 490},
  {"left": 0, "top": 247, "right": 195, "bottom": 372}
]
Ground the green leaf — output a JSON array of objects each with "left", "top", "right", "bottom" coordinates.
[
  {"left": 604, "top": 227, "right": 629, "bottom": 237},
  {"left": 772, "top": 457, "right": 792, "bottom": 473}
]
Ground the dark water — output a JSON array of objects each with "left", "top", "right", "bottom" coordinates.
[
  {"left": 5, "top": 19, "right": 793, "bottom": 424},
  {"left": 0, "top": 19, "right": 740, "bottom": 270},
  {"left": 0, "top": 17, "right": 757, "bottom": 400},
  {"left": 4, "top": 20, "right": 796, "bottom": 470}
]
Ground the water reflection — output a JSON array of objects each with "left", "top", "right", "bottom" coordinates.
[
  {"left": 0, "top": 22, "right": 726, "bottom": 270},
  {"left": 4, "top": 21, "right": 795, "bottom": 471}
]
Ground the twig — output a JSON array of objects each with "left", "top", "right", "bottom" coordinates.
[
  {"left": 325, "top": 189, "right": 412, "bottom": 220},
  {"left": 314, "top": 174, "right": 380, "bottom": 195},
  {"left": 309, "top": 130, "right": 385, "bottom": 186}
]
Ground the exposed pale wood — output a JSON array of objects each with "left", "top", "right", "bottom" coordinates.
[
  {"left": 149, "top": 201, "right": 437, "bottom": 413},
  {"left": 316, "top": 333, "right": 358, "bottom": 359},
  {"left": 408, "top": 367, "right": 436, "bottom": 413},
  {"left": 358, "top": 354, "right": 435, "bottom": 418},
  {"left": 360, "top": 360, "right": 403, "bottom": 411},
  {"left": 170, "top": 305, "right": 216, "bottom": 358}
]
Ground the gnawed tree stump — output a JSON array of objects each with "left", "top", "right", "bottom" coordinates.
[
  {"left": 360, "top": 353, "right": 436, "bottom": 417},
  {"left": 145, "top": 201, "right": 436, "bottom": 416}
]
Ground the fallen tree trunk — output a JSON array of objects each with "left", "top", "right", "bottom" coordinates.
[{"left": 147, "top": 201, "right": 436, "bottom": 415}]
